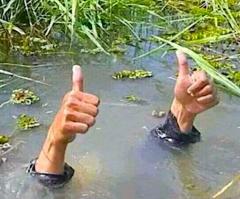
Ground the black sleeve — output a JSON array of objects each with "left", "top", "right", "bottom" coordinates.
[
  {"left": 150, "top": 111, "right": 201, "bottom": 147},
  {"left": 26, "top": 159, "right": 74, "bottom": 188}
]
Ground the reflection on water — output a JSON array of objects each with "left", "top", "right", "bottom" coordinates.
[{"left": 0, "top": 49, "right": 240, "bottom": 199}]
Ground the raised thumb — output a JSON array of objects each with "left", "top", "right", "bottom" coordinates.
[
  {"left": 176, "top": 50, "right": 190, "bottom": 77},
  {"left": 72, "top": 65, "right": 84, "bottom": 92}
]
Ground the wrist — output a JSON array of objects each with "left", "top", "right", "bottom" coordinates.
[
  {"left": 49, "top": 125, "right": 76, "bottom": 145},
  {"left": 36, "top": 130, "right": 68, "bottom": 174},
  {"left": 171, "top": 98, "right": 196, "bottom": 133}
]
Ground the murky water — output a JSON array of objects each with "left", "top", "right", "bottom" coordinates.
[{"left": 0, "top": 47, "right": 240, "bottom": 199}]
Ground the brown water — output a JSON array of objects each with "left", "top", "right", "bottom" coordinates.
[{"left": 0, "top": 49, "right": 240, "bottom": 199}]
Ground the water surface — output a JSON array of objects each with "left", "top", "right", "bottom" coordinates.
[{"left": 0, "top": 49, "right": 240, "bottom": 199}]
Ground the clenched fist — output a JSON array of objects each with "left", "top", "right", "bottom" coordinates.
[{"left": 49, "top": 65, "right": 100, "bottom": 144}]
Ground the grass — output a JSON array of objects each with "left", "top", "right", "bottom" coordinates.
[
  {"left": 0, "top": 0, "right": 160, "bottom": 52},
  {"left": 0, "top": 0, "right": 240, "bottom": 95},
  {"left": 134, "top": 0, "right": 240, "bottom": 96}
]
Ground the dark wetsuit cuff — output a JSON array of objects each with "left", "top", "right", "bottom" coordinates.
[
  {"left": 151, "top": 111, "right": 201, "bottom": 147},
  {"left": 26, "top": 159, "right": 74, "bottom": 188}
]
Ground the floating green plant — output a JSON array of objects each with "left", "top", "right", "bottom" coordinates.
[
  {"left": 13, "top": 36, "right": 57, "bottom": 56},
  {"left": 112, "top": 69, "right": 153, "bottom": 80},
  {"left": 0, "top": 135, "right": 10, "bottom": 144},
  {"left": 228, "top": 71, "right": 240, "bottom": 87},
  {"left": 123, "top": 95, "right": 148, "bottom": 105},
  {"left": 108, "top": 46, "right": 126, "bottom": 54},
  {"left": 10, "top": 89, "right": 40, "bottom": 105},
  {"left": 124, "top": 95, "right": 140, "bottom": 102},
  {"left": 17, "top": 114, "right": 40, "bottom": 130}
]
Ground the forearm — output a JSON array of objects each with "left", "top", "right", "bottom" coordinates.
[
  {"left": 170, "top": 98, "right": 196, "bottom": 133},
  {"left": 35, "top": 129, "right": 68, "bottom": 174}
]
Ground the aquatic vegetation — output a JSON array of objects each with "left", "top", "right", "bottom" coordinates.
[
  {"left": 112, "top": 69, "right": 153, "bottom": 80},
  {"left": 0, "top": 135, "right": 10, "bottom": 145},
  {"left": 16, "top": 114, "right": 40, "bottom": 130},
  {"left": 10, "top": 89, "right": 40, "bottom": 105},
  {"left": 123, "top": 95, "right": 146, "bottom": 104},
  {"left": 0, "top": 0, "right": 160, "bottom": 53},
  {"left": 124, "top": 95, "right": 140, "bottom": 102},
  {"left": 227, "top": 71, "right": 240, "bottom": 86},
  {"left": 0, "top": 0, "right": 240, "bottom": 96},
  {"left": 108, "top": 46, "right": 126, "bottom": 54},
  {"left": 152, "top": 37, "right": 240, "bottom": 96},
  {"left": 13, "top": 36, "right": 57, "bottom": 55}
]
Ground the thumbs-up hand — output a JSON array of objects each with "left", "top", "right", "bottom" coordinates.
[
  {"left": 171, "top": 51, "right": 219, "bottom": 132},
  {"left": 49, "top": 65, "right": 100, "bottom": 145}
]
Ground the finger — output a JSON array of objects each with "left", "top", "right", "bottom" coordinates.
[
  {"left": 72, "top": 65, "right": 84, "bottom": 92},
  {"left": 69, "top": 101, "right": 98, "bottom": 116},
  {"left": 65, "top": 122, "right": 89, "bottom": 134},
  {"left": 67, "top": 112, "right": 96, "bottom": 127},
  {"left": 176, "top": 50, "right": 190, "bottom": 77},
  {"left": 68, "top": 91, "right": 100, "bottom": 106},
  {"left": 82, "top": 93, "right": 100, "bottom": 106},
  {"left": 194, "top": 84, "right": 215, "bottom": 97},
  {"left": 188, "top": 72, "right": 209, "bottom": 95},
  {"left": 196, "top": 94, "right": 215, "bottom": 104},
  {"left": 66, "top": 91, "right": 100, "bottom": 109}
]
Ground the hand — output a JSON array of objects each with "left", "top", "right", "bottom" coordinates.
[
  {"left": 49, "top": 65, "right": 100, "bottom": 145},
  {"left": 36, "top": 65, "right": 100, "bottom": 174},
  {"left": 171, "top": 51, "right": 219, "bottom": 132}
]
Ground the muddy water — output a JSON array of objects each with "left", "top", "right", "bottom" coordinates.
[{"left": 0, "top": 50, "right": 239, "bottom": 199}]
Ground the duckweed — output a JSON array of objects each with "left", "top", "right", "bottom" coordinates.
[
  {"left": 13, "top": 36, "right": 56, "bottom": 56},
  {"left": 124, "top": 95, "right": 140, "bottom": 102},
  {"left": 17, "top": 114, "right": 40, "bottom": 130},
  {"left": 0, "top": 135, "right": 10, "bottom": 145},
  {"left": 10, "top": 89, "right": 40, "bottom": 105},
  {"left": 112, "top": 69, "right": 153, "bottom": 80}
]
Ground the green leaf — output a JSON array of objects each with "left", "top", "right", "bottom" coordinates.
[{"left": 154, "top": 36, "right": 240, "bottom": 96}]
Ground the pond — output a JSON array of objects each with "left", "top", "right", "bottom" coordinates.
[{"left": 0, "top": 44, "right": 240, "bottom": 199}]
